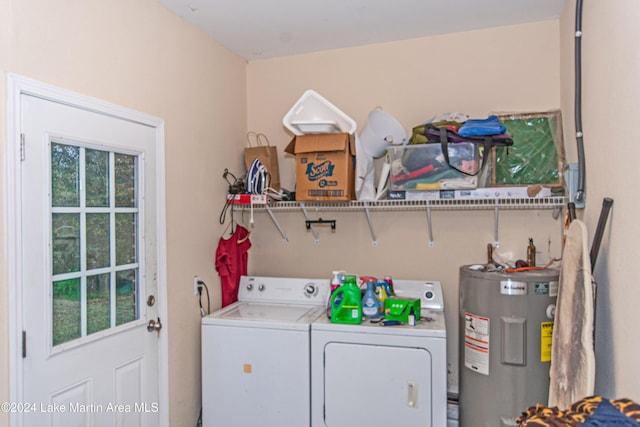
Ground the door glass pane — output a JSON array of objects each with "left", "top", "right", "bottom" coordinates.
[
  {"left": 86, "top": 213, "right": 110, "bottom": 270},
  {"left": 115, "top": 153, "right": 136, "bottom": 207},
  {"left": 87, "top": 273, "right": 111, "bottom": 335},
  {"left": 51, "top": 143, "right": 80, "bottom": 207},
  {"left": 52, "top": 278, "right": 81, "bottom": 345},
  {"left": 116, "top": 269, "right": 138, "bottom": 325},
  {"left": 116, "top": 213, "right": 137, "bottom": 266},
  {"left": 52, "top": 213, "right": 80, "bottom": 275},
  {"left": 50, "top": 143, "right": 141, "bottom": 347},
  {"left": 85, "top": 148, "right": 109, "bottom": 207}
]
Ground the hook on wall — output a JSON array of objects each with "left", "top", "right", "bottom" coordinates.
[{"left": 305, "top": 218, "right": 336, "bottom": 230}]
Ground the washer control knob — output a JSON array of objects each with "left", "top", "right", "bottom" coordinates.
[
  {"left": 258, "top": 284, "right": 266, "bottom": 292},
  {"left": 425, "top": 290, "right": 435, "bottom": 300},
  {"left": 304, "top": 284, "right": 317, "bottom": 296},
  {"left": 246, "top": 283, "right": 253, "bottom": 291}
]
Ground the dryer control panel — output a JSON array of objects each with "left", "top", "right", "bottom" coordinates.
[{"left": 394, "top": 280, "right": 444, "bottom": 311}]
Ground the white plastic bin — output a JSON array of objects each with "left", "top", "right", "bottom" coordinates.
[{"left": 283, "top": 90, "right": 356, "bottom": 136}]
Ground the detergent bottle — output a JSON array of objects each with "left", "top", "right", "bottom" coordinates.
[
  {"left": 326, "top": 270, "right": 344, "bottom": 319},
  {"left": 330, "top": 275, "right": 362, "bottom": 324},
  {"left": 383, "top": 276, "right": 396, "bottom": 296},
  {"left": 362, "top": 280, "right": 382, "bottom": 319}
]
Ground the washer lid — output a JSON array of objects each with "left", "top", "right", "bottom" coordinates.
[{"left": 202, "top": 302, "right": 324, "bottom": 330}]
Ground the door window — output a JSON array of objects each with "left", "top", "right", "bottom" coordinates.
[{"left": 51, "top": 141, "right": 140, "bottom": 346}]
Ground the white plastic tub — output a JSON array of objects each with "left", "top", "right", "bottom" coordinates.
[{"left": 283, "top": 90, "right": 356, "bottom": 136}]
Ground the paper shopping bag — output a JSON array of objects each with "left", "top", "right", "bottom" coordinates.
[{"left": 244, "top": 132, "right": 280, "bottom": 191}]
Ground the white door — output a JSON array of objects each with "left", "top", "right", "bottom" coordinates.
[{"left": 20, "top": 93, "right": 162, "bottom": 427}]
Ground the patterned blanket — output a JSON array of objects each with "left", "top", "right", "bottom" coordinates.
[{"left": 517, "top": 396, "right": 640, "bottom": 426}]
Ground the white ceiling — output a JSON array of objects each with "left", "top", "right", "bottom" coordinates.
[{"left": 157, "top": 0, "right": 567, "bottom": 61}]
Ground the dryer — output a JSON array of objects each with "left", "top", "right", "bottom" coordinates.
[
  {"left": 311, "top": 280, "right": 447, "bottom": 427},
  {"left": 202, "top": 275, "right": 329, "bottom": 427}
]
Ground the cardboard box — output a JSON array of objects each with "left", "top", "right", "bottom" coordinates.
[
  {"left": 387, "top": 143, "right": 479, "bottom": 191},
  {"left": 384, "top": 297, "right": 421, "bottom": 323},
  {"left": 285, "top": 133, "right": 355, "bottom": 201}
]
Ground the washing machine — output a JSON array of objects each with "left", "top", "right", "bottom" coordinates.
[
  {"left": 311, "top": 280, "right": 447, "bottom": 427},
  {"left": 201, "top": 275, "right": 330, "bottom": 427}
]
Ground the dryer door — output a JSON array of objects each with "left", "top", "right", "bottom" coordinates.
[{"left": 324, "top": 343, "right": 432, "bottom": 426}]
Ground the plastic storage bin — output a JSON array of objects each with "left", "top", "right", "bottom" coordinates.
[{"left": 388, "top": 143, "right": 479, "bottom": 190}]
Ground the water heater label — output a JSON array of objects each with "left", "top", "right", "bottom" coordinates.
[
  {"left": 534, "top": 282, "right": 549, "bottom": 295},
  {"left": 500, "top": 279, "right": 527, "bottom": 295},
  {"left": 549, "top": 281, "right": 559, "bottom": 297},
  {"left": 464, "top": 312, "right": 490, "bottom": 375},
  {"left": 534, "top": 281, "right": 559, "bottom": 297},
  {"left": 540, "top": 322, "right": 554, "bottom": 362}
]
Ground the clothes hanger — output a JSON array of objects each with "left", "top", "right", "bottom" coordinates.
[
  {"left": 219, "top": 213, "right": 235, "bottom": 240},
  {"left": 237, "top": 229, "right": 250, "bottom": 244},
  {"left": 219, "top": 215, "right": 250, "bottom": 244},
  {"left": 236, "top": 210, "right": 251, "bottom": 244},
  {"left": 219, "top": 196, "right": 239, "bottom": 240}
]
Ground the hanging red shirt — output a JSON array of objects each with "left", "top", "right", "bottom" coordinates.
[{"left": 215, "top": 225, "right": 251, "bottom": 307}]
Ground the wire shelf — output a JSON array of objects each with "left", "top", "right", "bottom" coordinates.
[
  {"left": 232, "top": 196, "right": 567, "bottom": 247},
  {"left": 236, "top": 197, "right": 567, "bottom": 212}
]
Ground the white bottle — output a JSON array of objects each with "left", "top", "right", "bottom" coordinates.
[{"left": 326, "top": 271, "right": 344, "bottom": 319}]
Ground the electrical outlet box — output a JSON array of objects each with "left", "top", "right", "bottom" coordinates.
[
  {"left": 565, "top": 162, "right": 585, "bottom": 208},
  {"left": 194, "top": 276, "right": 201, "bottom": 295}
]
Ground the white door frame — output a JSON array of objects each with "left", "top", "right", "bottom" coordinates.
[{"left": 5, "top": 73, "right": 170, "bottom": 427}]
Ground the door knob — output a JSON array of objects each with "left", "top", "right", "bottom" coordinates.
[{"left": 147, "top": 317, "right": 162, "bottom": 334}]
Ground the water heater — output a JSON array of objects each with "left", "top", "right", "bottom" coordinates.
[{"left": 459, "top": 265, "right": 559, "bottom": 427}]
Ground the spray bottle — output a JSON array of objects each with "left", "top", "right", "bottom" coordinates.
[
  {"left": 375, "top": 280, "right": 388, "bottom": 311},
  {"left": 326, "top": 270, "right": 344, "bottom": 319},
  {"left": 362, "top": 280, "right": 382, "bottom": 319}
]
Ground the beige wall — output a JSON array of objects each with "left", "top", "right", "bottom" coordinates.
[
  {"left": 560, "top": 0, "right": 640, "bottom": 400},
  {"left": 246, "top": 6, "right": 640, "bottom": 402},
  {"left": 246, "top": 20, "right": 564, "bottom": 394},
  {"left": 0, "top": 0, "right": 246, "bottom": 425},
  {"left": 2, "top": 1, "right": 638, "bottom": 425}
]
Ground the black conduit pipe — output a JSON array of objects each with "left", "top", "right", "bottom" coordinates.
[
  {"left": 590, "top": 198, "right": 614, "bottom": 272},
  {"left": 575, "top": 0, "right": 586, "bottom": 203},
  {"left": 590, "top": 197, "right": 613, "bottom": 349},
  {"left": 568, "top": 202, "right": 577, "bottom": 222}
]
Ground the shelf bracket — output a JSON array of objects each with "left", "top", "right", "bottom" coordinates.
[
  {"left": 494, "top": 206, "right": 500, "bottom": 248},
  {"left": 363, "top": 202, "right": 378, "bottom": 247},
  {"left": 300, "top": 203, "right": 320, "bottom": 244},
  {"left": 265, "top": 205, "right": 288, "bottom": 243},
  {"left": 426, "top": 206, "right": 434, "bottom": 247}
]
